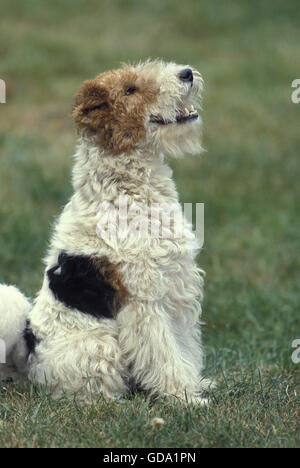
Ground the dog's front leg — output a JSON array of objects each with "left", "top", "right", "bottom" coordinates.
[{"left": 117, "top": 299, "right": 203, "bottom": 403}]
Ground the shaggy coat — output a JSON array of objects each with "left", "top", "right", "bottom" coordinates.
[{"left": 0, "top": 60, "right": 211, "bottom": 403}]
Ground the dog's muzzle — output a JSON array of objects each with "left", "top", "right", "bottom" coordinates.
[{"left": 150, "top": 106, "right": 198, "bottom": 126}]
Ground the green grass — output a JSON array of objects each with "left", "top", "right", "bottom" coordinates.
[{"left": 0, "top": 0, "right": 299, "bottom": 448}]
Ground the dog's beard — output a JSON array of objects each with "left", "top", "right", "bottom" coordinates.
[{"left": 154, "top": 116, "right": 203, "bottom": 158}]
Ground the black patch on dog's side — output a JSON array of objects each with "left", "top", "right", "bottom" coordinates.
[
  {"left": 47, "top": 252, "right": 118, "bottom": 320},
  {"left": 23, "top": 320, "right": 39, "bottom": 355}
]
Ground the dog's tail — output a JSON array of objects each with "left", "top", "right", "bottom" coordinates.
[{"left": 0, "top": 285, "right": 31, "bottom": 367}]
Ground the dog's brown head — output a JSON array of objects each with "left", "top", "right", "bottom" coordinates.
[{"left": 73, "top": 60, "right": 203, "bottom": 157}]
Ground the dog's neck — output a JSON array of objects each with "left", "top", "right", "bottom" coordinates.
[{"left": 71, "top": 137, "right": 175, "bottom": 205}]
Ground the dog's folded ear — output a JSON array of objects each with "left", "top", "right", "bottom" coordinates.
[{"left": 72, "top": 79, "right": 109, "bottom": 132}]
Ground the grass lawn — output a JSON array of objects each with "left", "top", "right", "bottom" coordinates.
[{"left": 0, "top": 0, "right": 299, "bottom": 448}]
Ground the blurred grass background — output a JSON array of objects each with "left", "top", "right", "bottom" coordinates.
[{"left": 0, "top": 0, "right": 299, "bottom": 448}]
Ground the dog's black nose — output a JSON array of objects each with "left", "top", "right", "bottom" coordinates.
[{"left": 178, "top": 68, "right": 193, "bottom": 83}]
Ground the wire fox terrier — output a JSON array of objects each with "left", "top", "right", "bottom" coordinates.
[{"left": 0, "top": 60, "right": 212, "bottom": 404}]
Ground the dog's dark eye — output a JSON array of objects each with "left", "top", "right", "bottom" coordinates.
[{"left": 125, "top": 87, "right": 137, "bottom": 96}]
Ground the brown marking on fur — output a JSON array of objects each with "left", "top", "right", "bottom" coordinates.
[
  {"left": 92, "top": 257, "right": 129, "bottom": 311},
  {"left": 73, "top": 67, "right": 159, "bottom": 155}
]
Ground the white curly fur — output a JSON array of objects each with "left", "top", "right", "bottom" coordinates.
[{"left": 0, "top": 60, "right": 212, "bottom": 403}]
